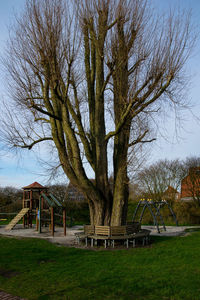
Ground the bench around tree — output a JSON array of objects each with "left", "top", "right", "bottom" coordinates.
[{"left": 75, "top": 224, "right": 150, "bottom": 248}]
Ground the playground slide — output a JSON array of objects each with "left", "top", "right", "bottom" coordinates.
[{"left": 5, "top": 208, "right": 29, "bottom": 230}]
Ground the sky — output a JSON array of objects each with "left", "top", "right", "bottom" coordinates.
[
  {"left": 150, "top": 0, "right": 200, "bottom": 162},
  {"left": 0, "top": 0, "right": 200, "bottom": 188}
]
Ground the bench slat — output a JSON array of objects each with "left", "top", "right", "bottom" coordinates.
[
  {"left": 95, "top": 226, "right": 110, "bottom": 235},
  {"left": 110, "top": 226, "right": 126, "bottom": 235}
]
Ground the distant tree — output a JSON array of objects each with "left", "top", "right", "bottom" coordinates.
[
  {"left": 48, "top": 184, "right": 67, "bottom": 203},
  {"left": 136, "top": 159, "right": 185, "bottom": 201},
  {"left": 184, "top": 157, "right": 200, "bottom": 170},
  {"left": 0, "top": 0, "right": 194, "bottom": 225},
  {"left": 127, "top": 182, "right": 143, "bottom": 202},
  {"left": 0, "top": 186, "right": 22, "bottom": 207}
]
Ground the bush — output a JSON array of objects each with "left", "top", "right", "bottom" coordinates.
[
  {"left": 173, "top": 201, "right": 200, "bottom": 225},
  {"left": 0, "top": 199, "right": 22, "bottom": 214},
  {"left": 64, "top": 201, "right": 90, "bottom": 225},
  {"left": 127, "top": 200, "right": 193, "bottom": 226},
  {"left": 127, "top": 201, "right": 138, "bottom": 222}
]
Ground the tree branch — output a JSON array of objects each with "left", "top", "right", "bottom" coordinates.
[
  {"left": 29, "top": 102, "right": 62, "bottom": 121},
  {"left": 129, "top": 137, "right": 156, "bottom": 147},
  {"left": 14, "top": 137, "right": 53, "bottom": 150}
]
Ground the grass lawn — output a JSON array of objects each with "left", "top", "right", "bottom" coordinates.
[{"left": 0, "top": 232, "right": 200, "bottom": 300}]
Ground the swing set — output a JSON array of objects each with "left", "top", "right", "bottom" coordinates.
[{"left": 132, "top": 199, "right": 178, "bottom": 233}]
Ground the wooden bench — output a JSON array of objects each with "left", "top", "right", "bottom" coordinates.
[
  {"left": 88, "top": 226, "right": 111, "bottom": 248},
  {"left": 75, "top": 225, "right": 95, "bottom": 245},
  {"left": 126, "top": 222, "right": 141, "bottom": 234},
  {"left": 88, "top": 225, "right": 150, "bottom": 248},
  {"left": 129, "top": 229, "right": 151, "bottom": 247}
]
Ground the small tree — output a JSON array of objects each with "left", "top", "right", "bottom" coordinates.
[{"left": 1, "top": 0, "right": 194, "bottom": 225}]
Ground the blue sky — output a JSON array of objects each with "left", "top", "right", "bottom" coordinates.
[
  {"left": 0, "top": 0, "right": 200, "bottom": 188},
  {"left": 150, "top": 0, "right": 200, "bottom": 162}
]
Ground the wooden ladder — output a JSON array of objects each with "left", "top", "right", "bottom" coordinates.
[{"left": 5, "top": 208, "right": 29, "bottom": 230}]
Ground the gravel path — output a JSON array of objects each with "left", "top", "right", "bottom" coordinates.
[
  {"left": 142, "top": 225, "right": 200, "bottom": 236},
  {"left": 0, "top": 224, "right": 199, "bottom": 246},
  {"left": 0, "top": 290, "right": 26, "bottom": 300},
  {"left": 0, "top": 224, "right": 82, "bottom": 247}
]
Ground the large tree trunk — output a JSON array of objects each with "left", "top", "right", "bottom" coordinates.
[
  {"left": 111, "top": 124, "right": 130, "bottom": 225},
  {"left": 87, "top": 198, "right": 110, "bottom": 225},
  {"left": 110, "top": 14, "right": 130, "bottom": 226}
]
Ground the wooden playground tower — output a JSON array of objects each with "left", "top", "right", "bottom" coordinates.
[{"left": 6, "top": 182, "right": 66, "bottom": 236}]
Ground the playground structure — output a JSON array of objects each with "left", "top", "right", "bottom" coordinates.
[
  {"left": 5, "top": 182, "right": 66, "bottom": 236},
  {"left": 132, "top": 199, "right": 178, "bottom": 233}
]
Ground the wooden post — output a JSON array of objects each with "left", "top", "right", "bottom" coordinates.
[
  {"left": 23, "top": 190, "right": 25, "bottom": 228},
  {"left": 23, "top": 190, "right": 25, "bottom": 208},
  {"left": 30, "top": 190, "right": 33, "bottom": 228},
  {"left": 39, "top": 196, "right": 42, "bottom": 233},
  {"left": 36, "top": 208, "right": 38, "bottom": 230},
  {"left": 30, "top": 212, "right": 32, "bottom": 228},
  {"left": 51, "top": 207, "right": 54, "bottom": 236},
  {"left": 30, "top": 190, "right": 33, "bottom": 210},
  {"left": 41, "top": 197, "right": 44, "bottom": 210},
  {"left": 27, "top": 210, "right": 30, "bottom": 228},
  {"left": 63, "top": 209, "right": 66, "bottom": 236}
]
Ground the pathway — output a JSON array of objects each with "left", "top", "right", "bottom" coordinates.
[{"left": 0, "top": 290, "right": 26, "bottom": 300}]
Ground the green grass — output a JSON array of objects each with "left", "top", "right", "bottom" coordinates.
[{"left": 1, "top": 232, "right": 200, "bottom": 299}]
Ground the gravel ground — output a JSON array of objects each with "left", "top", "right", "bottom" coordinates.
[
  {"left": 142, "top": 225, "right": 200, "bottom": 236},
  {"left": 0, "top": 224, "right": 199, "bottom": 247},
  {"left": 0, "top": 224, "right": 83, "bottom": 247}
]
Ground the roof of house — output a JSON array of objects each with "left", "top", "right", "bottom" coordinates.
[{"left": 22, "top": 181, "right": 47, "bottom": 190}]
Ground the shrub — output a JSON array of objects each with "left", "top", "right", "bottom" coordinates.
[
  {"left": 173, "top": 201, "right": 200, "bottom": 225},
  {"left": 127, "top": 199, "right": 200, "bottom": 226},
  {"left": 64, "top": 201, "right": 90, "bottom": 225}
]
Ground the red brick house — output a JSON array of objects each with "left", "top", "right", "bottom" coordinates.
[{"left": 181, "top": 167, "right": 200, "bottom": 202}]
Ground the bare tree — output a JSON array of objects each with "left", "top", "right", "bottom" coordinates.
[
  {"left": 48, "top": 184, "right": 67, "bottom": 203},
  {"left": 0, "top": 186, "right": 22, "bottom": 207},
  {"left": 0, "top": 0, "right": 194, "bottom": 225},
  {"left": 135, "top": 159, "right": 185, "bottom": 201}
]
